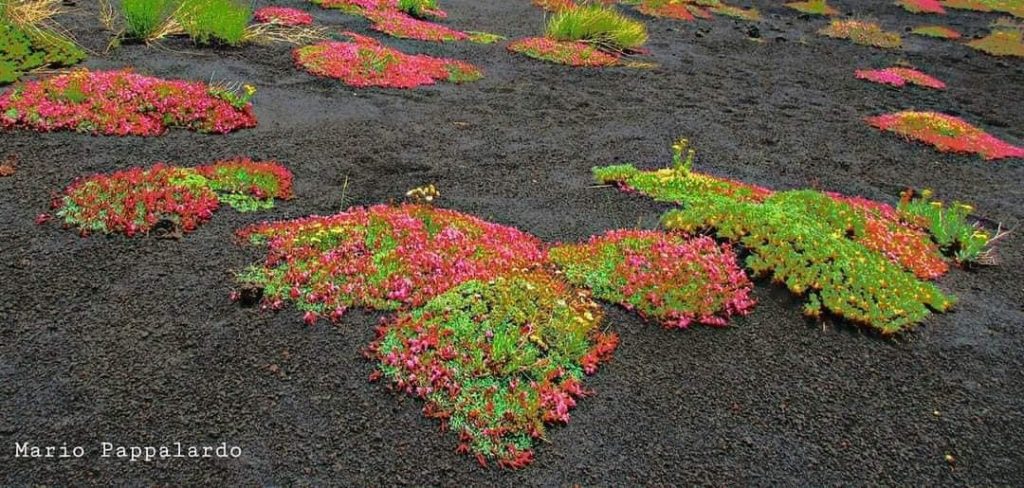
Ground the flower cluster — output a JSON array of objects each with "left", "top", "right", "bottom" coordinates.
[
  {"left": 253, "top": 7, "right": 315, "bottom": 26},
  {"left": 368, "top": 272, "right": 618, "bottom": 468},
  {"left": 628, "top": 0, "right": 759, "bottom": 21},
  {"left": 819, "top": 20, "right": 902, "bottom": 49},
  {"left": 968, "top": 21, "right": 1024, "bottom": 57},
  {"left": 911, "top": 25, "right": 961, "bottom": 39},
  {"left": 235, "top": 203, "right": 547, "bottom": 318},
  {"left": 897, "top": 0, "right": 946, "bottom": 14},
  {"left": 49, "top": 159, "right": 293, "bottom": 237},
  {"left": 294, "top": 34, "right": 482, "bottom": 88},
  {"left": 0, "top": 69, "right": 257, "bottom": 136},
  {"left": 784, "top": 0, "right": 839, "bottom": 16},
  {"left": 365, "top": 8, "right": 468, "bottom": 41},
  {"left": 508, "top": 37, "right": 621, "bottom": 67},
  {"left": 854, "top": 67, "right": 946, "bottom": 89},
  {"left": 592, "top": 138, "right": 978, "bottom": 334},
  {"left": 867, "top": 111, "right": 1024, "bottom": 160},
  {"left": 549, "top": 230, "right": 756, "bottom": 329}
]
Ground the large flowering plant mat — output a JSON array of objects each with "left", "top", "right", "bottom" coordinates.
[
  {"left": 867, "top": 111, "right": 1024, "bottom": 160},
  {"left": 47, "top": 159, "right": 292, "bottom": 237},
  {"left": 0, "top": 69, "right": 257, "bottom": 136}
]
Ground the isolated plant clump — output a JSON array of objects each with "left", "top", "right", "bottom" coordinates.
[
  {"left": 911, "top": 25, "right": 961, "bottom": 39},
  {"left": 867, "top": 111, "right": 1024, "bottom": 160},
  {"left": 50, "top": 159, "right": 293, "bottom": 237},
  {"left": 0, "top": 69, "right": 257, "bottom": 136},
  {"left": 855, "top": 67, "right": 945, "bottom": 89},
  {"left": 254, "top": 6, "right": 315, "bottom": 26},
  {"left": 967, "top": 20, "right": 1024, "bottom": 57},
  {"left": 545, "top": 4, "right": 648, "bottom": 52},
  {"left": 365, "top": 8, "right": 468, "bottom": 41},
  {"left": 549, "top": 230, "right": 756, "bottom": 328},
  {"left": 819, "top": 19, "right": 902, "bottom": 49},
  {"left": 368, "top": 272, "right": 618, "bottom": 468},
  {"left": 294, "top": 34, "right": 482, "bottom": 88},
  {"left": 897, "top": 0, "right": 946, "bottom": 14},
  {"left": 623, "top": 0, "right": 760, "bottom": 21},
  {"left": 508, "top": 37, "right": 622, "bottom": 66},
  {"left": 942, "top": 0, "right": 1024, "bottom": 18},
  {"left": 590, "top": 139, "right": 992, "bottom": 333},
  {"left": 235, "top": 203, "right": 547, "bottom": 321},
  {"left": 0, "top": 10, "right": 85, "bottom": 84},
  {"left": 784, "top": 0, "right": 839, "bottom": 16}
]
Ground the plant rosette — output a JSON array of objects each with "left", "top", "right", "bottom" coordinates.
[
  {"left": 253, "top": 7, "right": 315, "bottom": 26},
  {"left": 549, "top": 230, "right": 756, "bottom": 328},
  {"left": 294, "top": 34, "right": 482, "bottom": 88},
  {"left": 508, "top": 37, "right": 621, "bottom": 67},
  {"left": 854, "top": 67, "right": 946, "bottom": 89},
  {"left": 48, "top": 159, "right": 293, "bottom": 237},
  {"left": 867, "top": 111, "right": 1024, "bottom": 160},
  {"left": 367, "top": 271, "right": 618, "bottom": 468},
  {"left": 0, "top": 69, "right": 257, "bottom": 136}
]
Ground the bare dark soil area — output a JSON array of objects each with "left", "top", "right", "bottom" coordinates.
[{"left": 2, "top": 0, "right": 1023, "bottom": 485}]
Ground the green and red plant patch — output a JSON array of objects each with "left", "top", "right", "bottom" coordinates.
[
  {"left": 365, "top": 9, "right": 468, "bottom": 41},
  {"left": 867, "top": 111, "right": 1024, "bottom": 160},
  {"left": 311, "top": 0, "right": 392, "bottom": 15},
  {"left": 234, "top": 203, "right": 546, "bottom": 319},
  {"left": 254, "top": 6, "right": 315, "bottom": 26},
  {"left": 897, "top": 0, "right": 946, "bottom": 14},
  {"left": 293, "top": 34, "right": 482, "bottom": 88},
  {"left": 0, "top": 69, "right": 257, "bottom": 136},
  {"left": 968, "top": 20, "right": 1024, "bottom": 56},
  {"left": 942, "top": 0, "right": 1024, "bottom": 18},
  {"left": 855, "top": 67, "right": 946, "bottom": 89},
  {"left": 785, "top": 0, "right": 839, "bottom": 16},
  {"left": 548, "top": 230, "right": 755, "bottom": 328},
  {"left": 819, "top": 19, "right": 902, "bottom": 49},
  {"left": 48, "top": 159, "right": 292, "bottom": 237},
  {"left": 532, "top": 0, "right": 578, "bottom": 11},
  {"left": 911, "top": 25, "right": 961, "bottom": 39},
  {"left": 624, "top": 0, "right": 760, "bottom": 21},
  {"left": 590, "top": 139, "right": 994, "bottom": 333},
  {"left": 367, "top": 271, "right": 618, "bottom": 468},
  {"left": 508, "top": 37, "right": 622, "bottom": 67}
]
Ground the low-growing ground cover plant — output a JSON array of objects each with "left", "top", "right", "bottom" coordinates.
[
  {"left": 819, "top": 19, "right": 902, "bottom": 49},
  {"left": 911, "top": 25, "right": 961, "bottom": 39},
  {"left": 621, "top": 0, "right": 759, "bottom": 21},
  {"left": 942, "top": 0, "right": 1024, "bottom": 18},
  {"left": 254, "top": 6, "right": 315, "bottom": 26},
  {"left": 235, "top": 203, "right": 547, "bottom": 318},
  {"left": 509, "top": 4, "right": 647, "bottom": 66},
  {"left": 967, "top": 19, "right": 1024, "bottom": 57},
  {"left": 590, "top": 139, "right": 996, "bottom": 333},
  {"left": 0, "top": 69, "right": 258, "bottom": 136},
  {"left": 120, "top": 0, "right": 252, "bottom": 46},
  {"left": 293, "top": 34, "right": 483, "bottom": 88},
  {"left": 49, "top": 159, "right": 292, "bottom": 237},
  {"left": 310, "top": 0, "right": 499, "bottom": 43},
  {"left": 368, "top": 271, "right": 618, "bottom": 468},
  {"left": 397, "top": 0, "right": 446, "bottom": 19},
  {"left": 867, "top": 111, "right": 1024, "bottom": 160},
  {"left": 897, "top": 0, "right": 946, "bottom": 14},
  {"left": 784, "top": 0, "right": 839, "bottom": 16},
  {"left": 855, "top": 67, "right": 946, "bottom": 89},
  {"left": 549, "top": 230, "right": 755, "bottom": 328},
  {"left": 508, "top": 37, "right": 623, "bottom": 66},
  {"left": 0, "top": 1, "right": 85, "bottom": 84}
]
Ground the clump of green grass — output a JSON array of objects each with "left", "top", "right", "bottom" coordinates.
[
  {"left": 177, "top": 0, "right": 251, "bottom": 46},
  {"left": 122, "top": 0, "right": 177, "bottom": 41},
  {"left": 546, "top": 4, "right": 648, "bottom": 52}
]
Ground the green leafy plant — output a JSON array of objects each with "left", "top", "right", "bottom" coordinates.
[
  {"left": 176, "top": 0, "right": 251, "bottom": 46},
  {"left": 545, "top": 4, "right": 648, "bottom": 52},
  {"left": 122, "top": 0, "right": 177, "bottom": 41},
  {"left": 0, "top": 3, "right": 84, "bottom": 84},
  {"left": 398, "top": 0, "right": 439, "bottom": 18}
]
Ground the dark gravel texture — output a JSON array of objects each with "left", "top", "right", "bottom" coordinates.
[{"left": 1, "top": 0, "right": 1023, "bottom": 485}]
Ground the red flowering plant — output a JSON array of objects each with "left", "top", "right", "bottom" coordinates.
[
  {"left": 624, "top": 0, "right": 760, "bottom": 22},
  {"left": 234, "top": 203, "right": 547, "bottom": 321},
  {"left": 867, "top": 111, "right": 1024, "bottom": 160},
  {"left": 897, "top": 0, "right": 946, "bottom": 14},
  {"left": 592, "top": 138, "right": 984, "bottom": 334},
  {"left": 49, "top": 159, "right": 293, "bottom": 237},
  {"left": 911, "top": 25, "right": 961, "bottom": 39},
  {"left": 942, "top": 0, "right": 1024, "bottom": 18},
  {"left": 854, "top": 67, "right": 946, "bottom": 89},
  {"left": 294, "top": 34, "right": 482, "bottom": 88},
  {"left": 549, "top": 230, "right": 755, "bottom": 328},
  {"left": 509, "top": 4, "right": 649, "bottom": 67},
  {"left": 0, "top": 69, "right": 257, "bottom": 136},
  {"left": 508, "top": 37, "right": 622, "bottom": 67},
  {"left": 365, "top": 9, "right": 468, "bottom": 41},
  {"left": 367, "top": 271, "right": 618, "bottom": 469},
  {"left": 253, "top": 7, "right": 315, "bottom": 26}
]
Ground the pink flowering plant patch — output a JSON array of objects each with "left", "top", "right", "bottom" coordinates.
[
  {"left": 911, "top": 25, "right": 961, "bottom": 39},
  {"left": 855, "top": 67, "right": 946, "bottom": 89},
  {"left": 367, "top": 271, "right": 618, "bottom": 468},
  {"left": 254, "top": 7, "right": 315, "bottom": 26},
  {"left": 867, "top": 111, "right": 1024, "bottom": 160},
  {"left": 548, "top": 230, "right": 756, "bottom": 328},
  {"left": 49, "top": 159, "right": 293, "bottom": 237},
  {"left": 896, "top": 0, "right": 946, "bottom": 14},
  {"left": 508, "top": 37, "right": 622, "bottom": 67},
  {"left": 0, "top": 69, "right": 257, "bottom": 136},
  {"left": 294, "top": 34, "right": 482, "bottom": 88}
]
